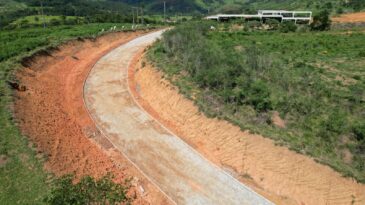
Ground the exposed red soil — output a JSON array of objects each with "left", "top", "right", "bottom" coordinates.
[
  {"left": 332, "top": 12, "right": 365, "bottom": 23},
  {"left": 129, "top": 54, "right": 365, "bottom": 205},
  {"left": 14, "top": 31, "right": 171, "bottom": 204}
]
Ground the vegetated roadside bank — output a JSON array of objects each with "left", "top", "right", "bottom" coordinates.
[
  {"left": 131, "top": 54, "right": 365, "bottom": 205},
  {"left": 139, "top": 22, "right": 365, "bottom": 204},
  {"left": 1, "top": 25, "right": 170, "bottom": 204}
]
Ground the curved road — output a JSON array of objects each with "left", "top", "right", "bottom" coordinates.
[{"left": 84, "top": 30, "right": 273, "bottom": 205}]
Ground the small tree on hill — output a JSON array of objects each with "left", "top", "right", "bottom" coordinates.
[{"left": 310, "top": 10, "right": 332, "bottom": 31}]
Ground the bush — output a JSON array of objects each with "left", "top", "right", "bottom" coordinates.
[
  {"left": 50, "top": 18, "right": 62, "bottom": 26},
  {"left": 280, "top": 21, "right": 297, "bottom": 33},
  {"left": 245, "top": 80, "right": 272, "bottom": 111},
  {"left": 310, "top": 10, "right": 331, "bottom": 31},
  {"left": 45, "top": 174, "right": 131, "bottom": 205},
  {"left": 266, "top": 19, "right": 280, "bottom": 30},
  {"left": 245, "top": 20, "right": 262, "bottom": 29}
]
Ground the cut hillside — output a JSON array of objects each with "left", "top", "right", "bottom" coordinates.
[
  {"left": 148, "top": 23, "right": 365, "bottom": 183},
  {"left": 130, "top": 54, "right": 365, "bottom": 205},
  {"left": 13, "top": 30, "right": 171, "bottom": 204}
]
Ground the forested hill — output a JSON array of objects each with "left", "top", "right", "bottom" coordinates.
[
  {"left": 0, "top": 0, "right": 132, "bottom": 27},
  {"left": 1, "top": 0, "right": 364, "bottom": 28},
  {"left": 121, "top": 0, "right": 365, "bottom": 14}
]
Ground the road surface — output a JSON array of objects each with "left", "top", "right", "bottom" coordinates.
[{"left": 84, "top": 30, "right": 274, "bottom": 205}]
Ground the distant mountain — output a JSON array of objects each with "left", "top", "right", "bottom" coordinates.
[
  {"left": 120, "top": 0, "right": 364, "bottom": 14},
  {"left": 1, "top": 0, "right": 363, "bottom": 28}
]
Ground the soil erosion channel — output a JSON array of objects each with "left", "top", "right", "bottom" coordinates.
[{"left": 84, "top": 30, "right": 272, "bottom": 204}]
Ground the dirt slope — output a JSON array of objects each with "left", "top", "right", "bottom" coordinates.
[
  {"left": 14, "top": 31, "right": 171, "bottom": 204},
  {"left": 332, "top": 12, "right": 365, "bottom": 23},
  {"left": 130, "top": 56, "right": 365, "bottom": 205}
]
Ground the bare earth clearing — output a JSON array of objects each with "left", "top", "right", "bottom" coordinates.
[
  {"left": 130, "top": 55, "right": 365, "bottom": 205},
  {"left": 332, "top": 12, "right": 365, "bottom": 23},
  {"left": 14, "top": 30, "right": 170, "bottom": 204}
]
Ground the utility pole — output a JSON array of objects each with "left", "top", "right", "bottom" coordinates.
[
  {"left": 136, "top": 7, "right": 139, "bottom": 24},
  {"left": 132, "top": 8, "right": 135, "bottom": 29},
  {"left": 163, "top": 1, "right": 166, "bottom": 24},
  {"left": 40, "top": 0, "right": 46, "bottom": 28},
  {"left": 141, "top": 7, "right": 144, "bottom": 25}
]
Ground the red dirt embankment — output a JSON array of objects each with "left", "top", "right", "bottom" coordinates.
[
  {"left": 332, "top": 12, "right": 365, "bottom": 23},
  {"left": 129, "top": 54, "right": 365, "bottom": 205},
  {"left": 14, "top": 31, "right": 171, "bottom": 204}
]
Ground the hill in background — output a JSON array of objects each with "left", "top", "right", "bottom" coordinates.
[{"left": 1, "top": 0, "right": 364, "bottom": 29}]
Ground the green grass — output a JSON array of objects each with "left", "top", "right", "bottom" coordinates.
[
  {"left": 0, "top": 23, "right": 154, "bottom": 204},
  {"left": 149, "top": 22, "right": 365, "bottom": 182},
  {"left": 11, "top": 15, "right": 81, "bottom": 25},
  {"left": 0, "top": 23, "right": 140, "bottom": 62}
]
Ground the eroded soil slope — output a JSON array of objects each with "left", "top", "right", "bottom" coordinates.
[
  {"left": 130, "top": 55, "right": 365, "bottom": 205},
  {"left": 14, "top": 31, "right": 171, "bottom": 204}
]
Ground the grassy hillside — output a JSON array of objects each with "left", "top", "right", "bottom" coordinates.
[
  {"left": 149, "top": 22, "right": 365, "bottom": 182},
  {"left": 2, "top": 0, "right": 364, "bottom": 29},
  {"left": 0, "top": 0, "right": 133, "bottom": 29},
  {"left": 120, "top": 0, "right": 365, "bottom": 14}
]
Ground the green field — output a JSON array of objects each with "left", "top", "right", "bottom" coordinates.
[
  {"left": 10, "top": 15, "right": 81, "bottom": 26},
  {"left": 0, "top": 23, "right": 152, "bottom": 204},
  {"left": 149, "top": 22, "right": 365, "bottom": 182}
]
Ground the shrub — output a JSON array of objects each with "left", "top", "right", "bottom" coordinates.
[
  {"left": 245, "top": 20, "right": 262, "bottom": 29},
  {"left": 245, "top": 80, "right": 272, "bottom": 111},
  {"left": 45, "top": 174, "right": 131, "bottom": 205},
  {"left": 266, "top": 19, "right": 280, "bottom": 30},
  {"left": 280, "top": 21, "right": 297, "bottom": 33},
  {"left": 50, "top": 19, "right": 61, "bottom": 26},
  {"left": 353, "top": 121, "right": 365, "bottom": 142},
  {"left": 310, "top": 10, "right": 331, "bottom": 31}
]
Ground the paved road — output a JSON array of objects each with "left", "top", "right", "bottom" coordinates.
[{"left": 84, "top": 30, "right": 274, "bottom": 205}]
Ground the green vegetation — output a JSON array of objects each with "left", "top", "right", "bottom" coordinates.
[
  {"left": 2, "top": 0, "right": 364, "bottom": 30},
  {"left": 0, "top": 23, "right": 139, "bottom": 62},
  {"left": 0, "top": 23, "right": 152, "bottom": 204},
  {"left": 0, "top": 0, "right": 133, "bottom": 29},
  {"left": 46, "top": 174, "right": 131, "bottom": 205},
  {"left": 149, "top": 22, "right": 365, "bottom": 182},
  {"left": 10, "top": 15, "right": 82, "bottom": 27},
  {"left": 121, "top": 0, "right": 365, "bottom": 14}
]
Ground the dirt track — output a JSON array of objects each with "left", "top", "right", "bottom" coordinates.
[
  {"left": 131, "top": 57, "right": 365, "bottom": 205},
  {"left": 84, "top": 30, "right": 272, "bottom": 205},
  {"left": 14, "top": 30, "right": 171, "bottom": 204}
]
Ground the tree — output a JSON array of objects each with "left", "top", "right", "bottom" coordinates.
[{"left": 310, "top": 10, "right": 331, "bottom": 31}]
